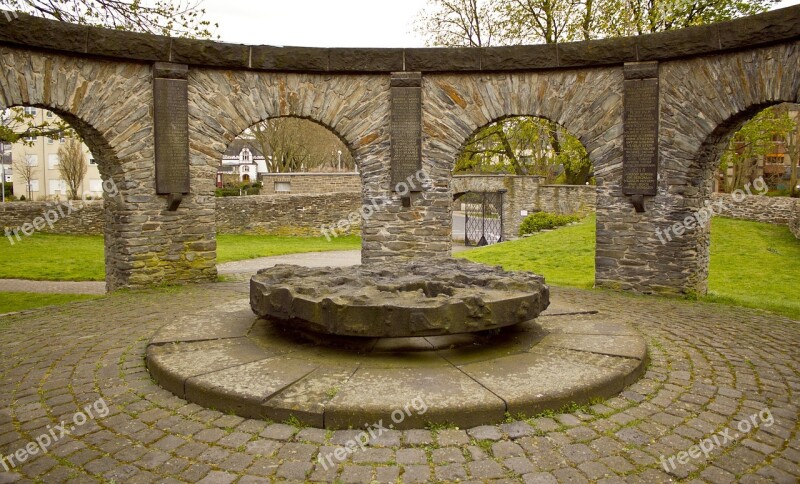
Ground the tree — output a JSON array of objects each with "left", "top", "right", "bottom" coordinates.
[
  {"left": 718, "top": 106, "right": 796, "bottom": 193},
  {"left": 13, "top": 154, "right": 36, "bottom": 200},
  {"left": 249, "top": 118, "right": 354, "bottom": 174},
  {"left": 0, "top": 0, "right": 217, "bottom": 38},
  {"left": 58, "top": 138, "right": 88, "bottom": 199}
]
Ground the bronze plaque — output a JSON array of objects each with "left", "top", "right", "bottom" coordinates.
[
  {"left": 390, "top": 73, "right": 422, "bottom": 191},
  {"left": 622, "top": 78, "right": 659, "bottom": 196},
  {"left": 154, "top": 77, "right": 190, "bottom": 195}
]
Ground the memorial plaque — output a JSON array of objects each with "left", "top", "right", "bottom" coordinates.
[
  {"left": 154, "top": 76, "right": 190, "bottom": 196},
  {"left": 622, "top": 63, "right": 659, "bottom": 197},
  {"left": 390, "top": 72, "right": 422, "bottom": 191}
]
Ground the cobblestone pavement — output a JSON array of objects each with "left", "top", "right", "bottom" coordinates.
[{"left": 0, "top": 282, "right": 797, "bottom": 483}]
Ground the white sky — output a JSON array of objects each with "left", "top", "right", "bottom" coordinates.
[
  {"left": 202, "top": 0, "right": 430, "bottom": 47},
  {"left": 201, "top": 0, "right": 800, "bottom": 48}
]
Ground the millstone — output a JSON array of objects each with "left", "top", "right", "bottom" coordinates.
[{"left": 250, "top": 258, "right": 549, "bottom": 337}]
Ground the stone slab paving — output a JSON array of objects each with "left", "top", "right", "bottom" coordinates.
[{"left": 0, "top": 283, "right": 798, "bottom": 483}]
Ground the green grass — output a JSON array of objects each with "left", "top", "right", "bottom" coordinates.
[
  {"left": 0, "top": 233, "right": 106, "bottom": 281},
  {"left": 458, "top": 215, "right": 800, "bottom": 319},
  {"left": 0, "top": 292, "right": 102, "bottom": 314},
  {"left": 456, "top": 215, "right": 596, "bottom": 289},
  {"left": 705, "top": 217, "right": 800, "bottom": 319},
  {"left": 215, "top": 234, "right": 360, "bottom": 263},
  {"left": 0, "top": 232, "right": 361, "bottom": 280}
]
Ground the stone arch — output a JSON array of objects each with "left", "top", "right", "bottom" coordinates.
[
  {"left": 421, "top": 70, "right": 624, "bottom": 185},
  {"left": 0, "top": 46, "right": 162, "bottom": 289},
  {"left": 188, "top": 70, "right": 390, "bottom": 195},
  {"left": 628, "top": 41, "right": 800, "bottom": 293}
]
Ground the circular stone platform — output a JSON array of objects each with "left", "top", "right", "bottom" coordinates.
[{"left": 146, "top": 299, "right": 647, "bottom": 429}]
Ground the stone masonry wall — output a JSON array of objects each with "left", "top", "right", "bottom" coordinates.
[
  {"left": 215, "top": 193, "right": 361, "bottom": 235},
  {"left": 1, "top": 194, "right": 362, "bottom": 237},
  {"left": 259, "top": 173, "right": 361, "bottom": 195},
  {"left": 791, "top": 207, "right": 800, "bottom": 239},
  {"left": 537, "top": 185, "right": 597, "bottom": 216},
  {"left": 709, "top": 193, "right": 798, "bottom": 225},
  {"left": 0, "top": 201, "right": 105, "bottom": 237}
]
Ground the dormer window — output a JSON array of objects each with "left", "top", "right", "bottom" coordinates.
[{"left": 241, "top": 148, "right": 252, "bottom": 163}]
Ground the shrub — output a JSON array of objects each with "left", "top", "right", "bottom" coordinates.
[{"left": 519, "top": 212, "right": 581, "bottom": 235}]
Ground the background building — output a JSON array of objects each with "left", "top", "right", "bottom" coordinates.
[{"left": 4, "top": 107, "right": 99, "bottom": 200}]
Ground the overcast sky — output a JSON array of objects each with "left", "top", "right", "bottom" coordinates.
[{"left": 201, "top": 0, "right": 800, "bottom": 48}]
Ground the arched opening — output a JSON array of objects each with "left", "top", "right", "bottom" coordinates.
[
  {"left": 214, "top": 116, "right": 361, "bottom": 271},
  {"left": 0, "top": 104, "right": 119, "bottom": 308},
  {"left": 697, "top": 102, "right": 800, "bottom": 318},
  {"left": 452, "top": 116, "right": 597, "bottom": 289}
]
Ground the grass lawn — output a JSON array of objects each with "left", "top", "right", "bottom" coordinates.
[
  {"left": 705, "top": 217, "right": 800, "bottom": 319},
  {"left": 0, "top": 292, "right": 101, "bottom": 314},
  {"left": 458, "top": 215, "right": 800, "bottom": 319},
  {"left": 0, "top": 233, "right": 361, "bottom": 281},
  {"left": 0, "top": 234, "right": 106, "bottom": 281},
  {"left": 456, "top": 215, "right": 596, "bottom": 289},
  {"left": 215, "top": 234, "right": 360, "bottom": 263}
]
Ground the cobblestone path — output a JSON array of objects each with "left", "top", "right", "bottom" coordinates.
[{"left": 0, "top": 283, "right": 797, "bottom": 483}]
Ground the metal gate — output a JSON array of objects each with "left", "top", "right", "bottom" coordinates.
[{"left": 463, "top": 192, "right": 503, "bottom": 246}]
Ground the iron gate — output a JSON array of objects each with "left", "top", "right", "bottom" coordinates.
[{"left": 463, "top": 191, "right": 503, "bottom": 246}]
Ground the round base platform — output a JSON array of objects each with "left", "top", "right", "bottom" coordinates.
[{"left": 146, "top": 299, "right": 647, "bottom": 429}]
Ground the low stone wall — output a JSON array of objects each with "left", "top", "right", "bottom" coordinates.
[
  {"left": 536, "top": 185, "right": 596, "bottom": 216},
  {"left": 709, "top": 193, "right": 798, "bottom": 225},
  {"left": 1, "top": 193, "right": 363, "bottom": 238},
  {"left": 215, "top": 193, "right": 361, "bottom": 236},
  {"left": 790, "top": 206, "right": 800, "bottom": 239},
  {"left": 0, "top": 200, "right": 105, "bottom": 237},
  {"left": 259, "top": 173, "right": 360, "bottom": 195}
]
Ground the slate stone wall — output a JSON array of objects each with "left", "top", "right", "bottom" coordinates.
[
  {"left": 259, "top": 173, "right": 360, "bottom": 195},
  {"left": 215, "top": 193, "right": 361, "bottom": 236},
  {"left": 0, "top": 200, "right": 105, "bottom": 237},
  {"left": 537, "top": 185, "right": 597, "bottom": 216},
  {"left": 709, "top": 193, "right": 798, "bottom": 225},
  {"left": 791, "top": 207, "right": 800, "bottom": 239}
]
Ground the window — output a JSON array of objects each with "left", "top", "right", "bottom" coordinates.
[
  {"left": 24, "top": 154, "right": 38, "bottom": 166},
  {"left": 46, "top": 111, "right": 53, "bottom": 118},
  {"left": 24, "top": 136, "right": 36, "bottom": 142},
  {"left": 89, "top": 180, "right": 103, "bottom": 192},
  {"left": 89, "top": 158, "right": 97, "bottom": 165},
  {"left": 241, "top": 148, "right": 252, "bottom": 163},
  {"left": 49, "top": 179, "right": 67, "bottom": 194},
  {"left": 47, "top": 138, "right": 54, "bottom": 144},
  {"left": 29, "top": 180, "right": 39, "bottom": 192},
  {"left": 60, "top": 136, "right": 66, "bottom": 144},
  {"left": 23, "top": 107, "right": 36, "bottom": 115},
  {"left": 48, "top": 154, "right": 59, "bottom": 169},
  {"left": 275, "top": 181, "right": 291, "bottom": 193}
]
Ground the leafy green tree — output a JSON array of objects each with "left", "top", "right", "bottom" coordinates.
[{"left": 719, "top": 106, "right": 796, "bottom": 193}]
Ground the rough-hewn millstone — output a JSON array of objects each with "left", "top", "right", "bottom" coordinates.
[{"left": 250, "top": 259, "right": 549, "bottom": 337}]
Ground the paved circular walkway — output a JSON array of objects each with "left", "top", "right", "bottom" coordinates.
[{"left": 0, "top": 280, "right": 797, "bottom": 483}]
